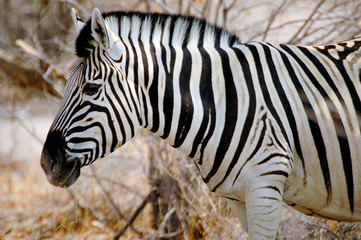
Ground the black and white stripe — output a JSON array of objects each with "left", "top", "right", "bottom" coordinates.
[{"left": 42, "top": 8, "right": 361, "bottom": 239}]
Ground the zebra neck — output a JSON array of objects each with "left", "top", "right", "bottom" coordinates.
[
  {"left": 136, "top": 42, "right": 240, "bottom": 163},
  {"left": 93, "top": 12, "right": 241, "bottom": 160}
]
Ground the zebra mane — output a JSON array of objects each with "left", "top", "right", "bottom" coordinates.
[{"left": 76, "top": 11, "right": 240, "bottom": 58}]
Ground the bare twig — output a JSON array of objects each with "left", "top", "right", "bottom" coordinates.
[
  {"left": 183, "top": 0, "right": 192, "bottom": 16},
  {"left": 250, "top": 15, "right": 354, "bottom": 41},
  {"left": 150, "top": 207, "right": 176, "bottom": 239},
  {"left": 187, "top": 0, "right": 203, "bottom": 16},
  {"left": 82, "top": 172, "right": 145, "bottom": 198},
  {"left": 152, "top": 0, "right": 174, "bottom": 13},
  {"left": 305, "top": 222, "right": 339, "bottom": 239},
  {"left": 262, "top": 0, "right": 288, "bottom": 41},
  {"left": 288, "top": 0, "right": 326, "bottom": 44},
  {"left": 201, "top": 0, "right": 212, "bottom": 19},
  {"left": 339, "top": 223, "right": 357, "bottom": 238},
  {"left": 0, "top": 230, "right": 5, "bottom": 239},
  {"left": 221, "top": 0, "right": 238, "bottom": 29},
  {"left": 90, "top": 166, "right": 127, "bottom": 220},
  {"left": 113, "top": 190, "right": 157, "bottom": 240},
  {"left": 67, "top": 188, "right": 108, "bottom": 226},
  {"left": 1, "top": 105, "right": 43, "bottom": 144},
  {"left": 0, "top": 56, "right": 61, "bottom": 98},
  {"left": 154, "top": 230, "right": 183, "bottom": 239},
  {"left": 214, "top": 0, "right": 222, "bottom": 26}
]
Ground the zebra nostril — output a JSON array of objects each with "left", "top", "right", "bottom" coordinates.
[
  {"left": 50, "top": 158, "right": 59, "bottom": 172},
  {"left": 41, "top": 130, "right": 66, "bottom": 174},
  {"left": 41, "top": 147, "right": 62, "bottom": 174}
]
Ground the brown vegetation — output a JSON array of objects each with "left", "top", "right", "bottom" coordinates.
[{"left": 1, "top": 0, "right": 361, "bottom": 239}]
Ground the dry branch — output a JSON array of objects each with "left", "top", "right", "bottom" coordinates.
[
  {"left": 287, "top": 0, "right": 326, "bottom": 44},
  {"left": 305, "top": 222, "right": 339, "bottom": 239},
  {"left": 82, "top": 172, "right": 145, "bottom": 198},
  {"left": 113, "top": 190, "right": 157, "bottom": 240},
  {"left": 340, "top": 223, "right": 357, "bottom": 238},
  {"left": 262, "top": 0, "right": 288, "bottom": 41},
  {"left": 90, "top": 166, "right": 127, "bottom": 221},
  {"left": 0, "top": 56, "right": 62, "bottom": 98}
]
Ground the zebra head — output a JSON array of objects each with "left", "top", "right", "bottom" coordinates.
[{"left": 41, "top": 8, "right": 139, "bottom": 187}]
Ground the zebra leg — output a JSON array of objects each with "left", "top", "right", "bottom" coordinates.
[{"left": 244, "top": 181, "right": 284, "bottom": 239}]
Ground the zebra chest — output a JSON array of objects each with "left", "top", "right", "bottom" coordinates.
[{"left": 194, "top": 113, "right": 293, "bottom": 201}]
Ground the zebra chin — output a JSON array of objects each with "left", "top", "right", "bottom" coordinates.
[{"left": 40, "top": 130, "right": 82, "bottom": 188}]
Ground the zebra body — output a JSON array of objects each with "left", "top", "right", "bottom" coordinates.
[{"left": 41, "top": 8, "right": 361, "bottom": 239}]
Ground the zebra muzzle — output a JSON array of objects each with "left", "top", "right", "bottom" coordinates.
[{"left": 41, "top": 130, "right": 81, "bottom": 188}]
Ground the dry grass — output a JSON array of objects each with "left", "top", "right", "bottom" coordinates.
[{"left": 1, "top": 0, "right": 361, "bottom": 239}]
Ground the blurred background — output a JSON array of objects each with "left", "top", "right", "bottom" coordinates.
[{"left": 1, "top": 0, "right": 361, "bottom": 239}]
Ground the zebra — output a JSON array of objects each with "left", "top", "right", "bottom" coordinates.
[{"left": 40, "top": 8, "right": 361, "bottom": 239}]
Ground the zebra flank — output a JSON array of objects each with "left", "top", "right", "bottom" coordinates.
[{"left": 41, "top": 8, "right": 361, "bottom": 239}]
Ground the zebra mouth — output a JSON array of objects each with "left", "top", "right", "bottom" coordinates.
[
  {"left": 58, "top": 158, "right": 81, "bottom": 188},
  {"left": 43, "top": 157, "right": 81, "bottom": 188}
]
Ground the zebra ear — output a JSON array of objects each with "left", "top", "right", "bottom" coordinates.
[
  {"left": 91, "top": 8, "right": 111, "bottom": 50},
  {"left": 91, "top": 8, "right": 123, "bottom": 59},
  {"left": 71, "top": 8, "right": 86, "bottom": 34}
]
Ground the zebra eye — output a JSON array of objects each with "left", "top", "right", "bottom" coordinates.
[{"left": 83, "top": 83, "right": 101, "bottom": 95}]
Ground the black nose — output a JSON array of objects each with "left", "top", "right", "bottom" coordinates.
[
  {"left": 41, "top": 130, "right": 81, "bottom": 188},
  {"left": 41, "top": 130, "right": 66, "bottom": 175}
]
